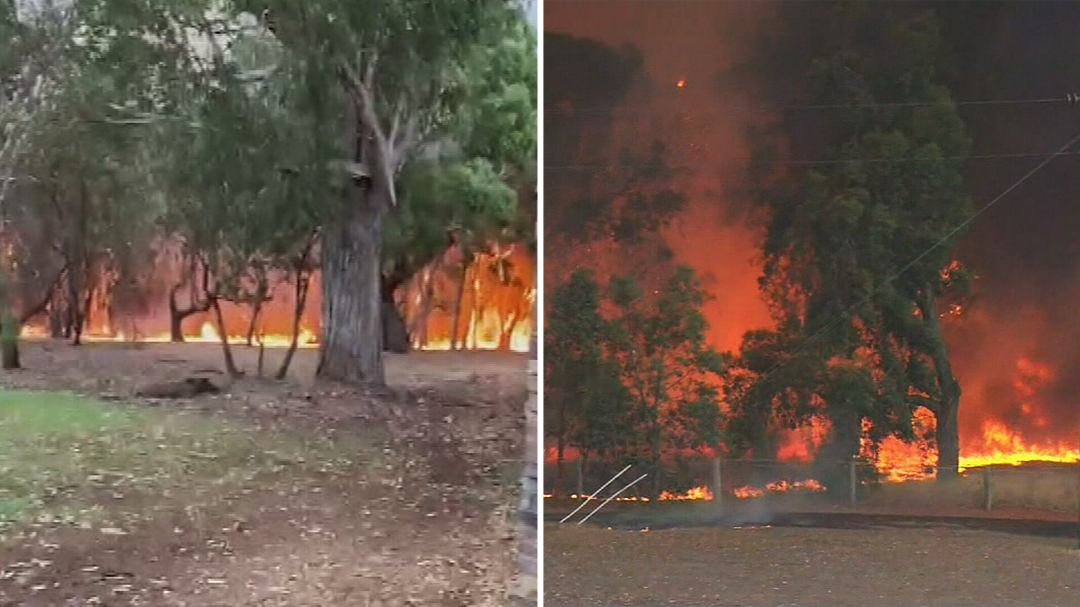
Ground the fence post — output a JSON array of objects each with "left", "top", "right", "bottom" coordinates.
[
  {"left": 849, "top": 459, "right": 857, "bottom": 506},
  {"left": 983, "top": 467, "right": 993, "bottom": 511},
  {"left": 575, "top": 458, "right": 584, "bottom": 497},
  {"left": 711, "top": 457, "right": 723, "bottom": 515}
]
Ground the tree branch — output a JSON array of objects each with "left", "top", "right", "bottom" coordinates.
[{"left": 339, "top": 61, "right": 398, "bottom": 206}]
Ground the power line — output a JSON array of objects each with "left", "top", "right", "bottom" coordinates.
[
  {"left": 546, "top": 95, "right": 1079, "bottom": 115},
  {"left": 744, "top": 127, "right": 1080, "bottom": 390},
  {"left": 544, "top": 150, "right": 1080, "bottom": 171}
]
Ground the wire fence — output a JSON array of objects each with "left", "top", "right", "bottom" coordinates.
[{"left": 544, "top": 454, "right": 1080, "bottom": 514}]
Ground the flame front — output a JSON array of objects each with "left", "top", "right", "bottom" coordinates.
[
  {"left": 658, "top": 485, "right": 713, "bottom": 501},
  {"left": 19, "top": 243, "right": 534, "bottom": 353},
  {"left": 733, "top": 479, "right": 826, "bottom": 499}
]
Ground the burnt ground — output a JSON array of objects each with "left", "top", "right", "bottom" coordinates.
[
  {"left": 546, "top": 501, "right": 1080, "bottom": 607},
  {"left": 0, "top": 341, "right": 529, "bottom": 606}
]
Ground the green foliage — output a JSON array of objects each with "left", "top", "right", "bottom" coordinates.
[
  {"left": 545, "top": 266, "right": 726, "bottom": 477},
  {"left": 2, "top": 0, "right": 534, "bottom": 373},
  {"left": 456, "top": 15, "right": 537, "bottom": 173},
  {"left": 733, "top": 5, "right": 972, "bottom": 461},
  {"left": 389, "top": 158, "right": 516, "bottom": 280},
  {"left": 160, "top": 51, "right": 327, "bottom": 298},
  {"left": 545, "top": 270, "right": 630, "bottom": 463},
  {"left": 607, "top": 267, "right": 727, "bottom": 458},
  {"left": 383, "top": 8, "right": 536, "bottom": 286}
]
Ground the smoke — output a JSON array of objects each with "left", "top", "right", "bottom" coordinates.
[
  {"left": 548, "top": 1, "right": 1080, "bottom": 461},
  {"left": 546, "top": 1, "right": 775, "bottom": 350}
]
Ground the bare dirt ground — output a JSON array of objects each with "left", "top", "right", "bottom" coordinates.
[
  {"left": 1, "top": 340, "right": 529, "bottom": 606},
  {"left": 546, "top": 521, "right": 1080, "bottom": 607}
]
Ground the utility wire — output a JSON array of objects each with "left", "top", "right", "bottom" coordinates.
[
  {"left": 743, "top": 127, "right": 1080, "bottom": 389},
  {"left": 547, "top": 94, "right": 1080, "bottom": 115},
  {"left": 544, "top": 150, "right": 1080, "bottom": 171}
]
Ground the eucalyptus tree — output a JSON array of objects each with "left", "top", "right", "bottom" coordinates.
[
  {"left": 223, "top": 0, "right": 531, "bottom": 384},
  {"left": 742, "top": 6, "right": 973, "bottom": 478}
]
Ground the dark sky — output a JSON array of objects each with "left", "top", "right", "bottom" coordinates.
[{"left": 545, "top": 0, "right": 1080, "bottom": 453}]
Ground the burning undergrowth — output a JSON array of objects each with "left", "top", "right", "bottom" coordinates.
[{"left": 15, "top": 238, "right": 534, "bottom": 354}]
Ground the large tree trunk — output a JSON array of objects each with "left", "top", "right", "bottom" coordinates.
[
  {"left": 935, "top": 394, "right": 960, "bottom": 479},
  {"left": 381, "top": 275, "right": 409, "bottom": 353},
  {"left": 276, "top": 268, "right": 310, "bottom": 380},
  {"left": 918, "top": 287, "right": 962, "bottom": 481},
  {"left": 317, "top": 187, "right": 387, "bottom": 385}
]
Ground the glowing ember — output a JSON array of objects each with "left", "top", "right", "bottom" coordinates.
[
  {"left": 734, "top": 479, "right": 826, "bottom": 499},
  {"left": 658, "top": 485, "right": 713, "bottom": 501},
  {"left": 733, "top": 486, "right": 765, "bottom": 499},
  {"left": 765, "top": 479, "right": 826, "bottom": 493},
  {"left": 556, "top": 493, "right": 649, "bottom": 503}
]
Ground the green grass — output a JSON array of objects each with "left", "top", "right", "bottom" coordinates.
[{"left": 0, "top": 389, "right": 383, "bottom": 542}]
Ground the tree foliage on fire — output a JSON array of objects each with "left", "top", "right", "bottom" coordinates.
[
  {"left": 545, "top": 4, "right": 977, "bottom": 494},
  {"left": 730, "top": 5, "right": 974, "bottom": 480},
  {"left": 0, "top": 0, "right": 536, "bottom": 382}
]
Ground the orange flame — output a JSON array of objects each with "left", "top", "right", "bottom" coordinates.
[
  {"left": 658, "top": 485, "right": 713, "bottom": 501},
  {"left": 734, "top": 478, "right": 826, "bottom": 499},
  {"left": 18, "top": 243, "right": 534, "bottom": 353},
  {"left": 733, "top": 486, "right": 765, "bottom": 499}
]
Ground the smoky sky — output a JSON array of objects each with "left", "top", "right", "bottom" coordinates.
[{"left": 546, "top": 0, "right": 1080, "bottom": 450}]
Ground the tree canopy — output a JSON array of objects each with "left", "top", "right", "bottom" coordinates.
[
  {"left": 730, "top": 5, "right": 974, "bottom": 478},
  {"left": 0, "top": 0, "right": 536, "bottom": 380}
]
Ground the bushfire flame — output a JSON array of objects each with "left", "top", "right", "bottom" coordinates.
[
  {"left": 658, "top": 485, "right": 713, "bottom": 501},
  {"left": 733, "top": 479, "right": 826, "bottom": 499},
  {"left": 18, "top": 243, "right": 534, "bottom": 353},
  {"left": 772, "top": 353, "right": 1080, "bottom": 483}
]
